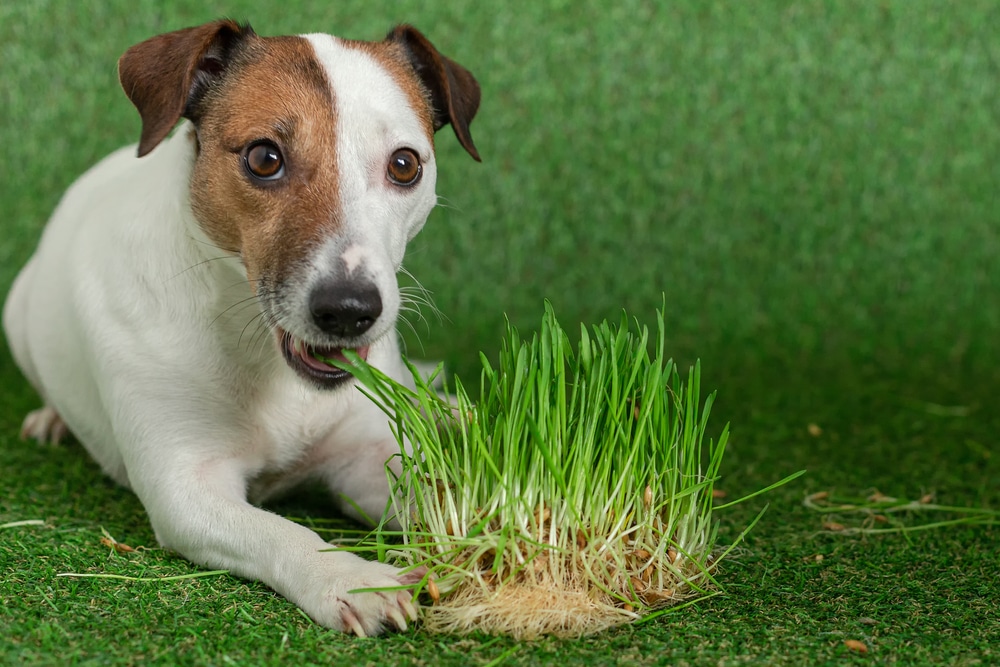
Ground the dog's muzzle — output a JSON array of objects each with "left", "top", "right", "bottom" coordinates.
[{"left": 276, "top": 279, "right": 382, "bottom": 389}]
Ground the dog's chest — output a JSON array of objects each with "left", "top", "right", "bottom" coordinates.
[
  {"left": 246, "top": 382, "right": 341, "bottom": 461},
  {"left": 245, "top": 369, "right": 388, "bottom": 467},
  {"left": 239, "top": 380, "right": 380, "bottom": 502}
]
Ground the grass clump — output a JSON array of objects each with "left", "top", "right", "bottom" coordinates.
[
  {"left": 339, "top": 303, "right": 784, "bottom": 638},
  {"left": 805, "top": 490, "right": 999, "bottom": 535}
]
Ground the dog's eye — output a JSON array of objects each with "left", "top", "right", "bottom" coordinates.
[
  {"left": 387, "top": 149, "right": 421, "bottom": 186},
  {"left": 244, "top": 142, "right": 285, "bottom": 181}
]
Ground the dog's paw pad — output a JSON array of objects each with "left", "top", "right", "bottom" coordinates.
[{"left": 20, "top": 406, "right": 68, "bottom": 445}]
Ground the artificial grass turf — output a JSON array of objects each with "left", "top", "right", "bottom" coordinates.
[{"left": 1, "top": 0, "right": 998, "bottom": 664}]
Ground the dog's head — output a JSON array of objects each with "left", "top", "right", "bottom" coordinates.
[{"left": 117, "top": 20, "right": 480, "bottom": 388}]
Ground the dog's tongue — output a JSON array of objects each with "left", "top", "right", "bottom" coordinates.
[{"left": 301, "top": 344, "right": 367, "bottom": 372}]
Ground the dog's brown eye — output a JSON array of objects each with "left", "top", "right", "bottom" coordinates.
[
  {"left": 245, "top": 142, "right": 285, "bottom": 181},
  {"left": 387, "top": 149, "right": 421, "bottom": 186}
]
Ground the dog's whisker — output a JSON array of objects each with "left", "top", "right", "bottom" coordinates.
[
  {"left": 396, "top": 312, "right": 421, "bottom": 341},
  {"left": 209, "top": 289, "right": 278, "bottom": 331},
  {"left": 185, "top": 233, "right": 240, "bottom": 255},
  {"left": 231, "top": 292, "right": 278, "bottom": 353},
  {"left": 230, "top": 278, "right": 262, "bottom": 290},
  {"left": 245, "top": 308, "right": 283, "bottom": 358},
  {"left": 399, "top": 291, "right": 437, "bottom": 317},
  {"left": 214, "top": 294, "right": 263, "bottom": 320},
  {"left": 238, "top": 311, "right": 270, "bottom": 352},
  {"left": 398, "top": 267, "right": 437, "bottom": 302},
  {"left": 434, "top": 194, "right": 464, "bottom": 213},
  {"left": 398, "top": 300, "right": 431, "bottom": 328},
  {"left": 396, "top": 327, "right": 426, "bottom": 357},
  {"left": 397, "top": 270, "right": 445, "bottom": 326},
  {"left": 164, "top": 255, "right": 239, "bottom": 283}
]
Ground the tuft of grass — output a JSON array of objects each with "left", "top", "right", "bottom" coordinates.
[
  {"left": 55, "top": 570, "right": 230, "bottom": 583},
  {"left": 805, "top": 490, "right": 999, "bottom": 536},
  {"left": 334, "top": 303, "right": 801, "bottom": 638}
]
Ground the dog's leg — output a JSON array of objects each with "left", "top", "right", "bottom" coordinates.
[
  {"left": 323, "top": 437, "right": 406, "bottom": 527},
  {"left": 135, "top": 457, "right": 418, "bottom": 636},
  {"left": 20, "top": 406, "right": 69, "bottom": 445},
  {"left": 4, "top": 260, "right": 70, "bottom": 445},
  {"left": 4, "top": 256, "right": 40, "bottom": 372}
]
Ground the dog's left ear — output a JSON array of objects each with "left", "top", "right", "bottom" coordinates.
[
  {"left": 118, "top": 20, "right": 256, "bottom": 157},
  {"left": 387, "top": 26, "right": 482, "bottom": 162}
]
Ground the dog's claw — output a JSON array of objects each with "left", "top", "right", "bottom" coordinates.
[
  {"left": 342, "top": 608, "right": 367, "bottom": 638},
  {"left": 387, "top": 607, "right": 408, "bottom": 632},
  {"left": 398, "top": 592, "right": 419, "bottom": 622}
]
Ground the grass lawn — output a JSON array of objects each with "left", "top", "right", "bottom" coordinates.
[{"left": 2, "top": 1, "right": 998, "bottom": 665}]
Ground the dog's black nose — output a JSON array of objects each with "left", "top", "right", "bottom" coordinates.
[{"left": 308, "top": 281, "right": 382, "bottom": 337}]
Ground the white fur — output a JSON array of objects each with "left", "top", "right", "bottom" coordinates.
[{"left": 2, "top": 32, "right": 443, "bottom": 637}]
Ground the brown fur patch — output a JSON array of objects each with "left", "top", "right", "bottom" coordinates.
[{"left": 187, "top": 35, "right": 341, "bottom": 290}]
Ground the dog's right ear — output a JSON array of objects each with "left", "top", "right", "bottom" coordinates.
[
  {"left": 387, "top": 26, "right": 482, "bottom": 162},
  {"left": 118, "top": 20, "right": 254, "bottom": 157}
]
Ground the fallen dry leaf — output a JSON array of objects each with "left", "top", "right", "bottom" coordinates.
[
  {"left": 844, "top": 639, "right": 868, "bottom": 654},
  {"left": 426, "top": 576, "right": 440, "bottom": 604},
  {"left": 823, "top": 521, "right": 846, "bottom": 531},
  {"left": 100, "top": 536, "right": 136, "bottom": 554}
]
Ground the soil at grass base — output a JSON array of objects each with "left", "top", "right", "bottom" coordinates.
[
  {"left": 420, "top": 565, "right": 695, "bottom": 639},
  {"left": 423, "top": 581, "right": 637, "bottom": 639}
]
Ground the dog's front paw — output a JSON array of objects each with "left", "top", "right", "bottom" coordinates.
[
  {"left": 20, "top": 406, "right": 68, "bottom": 444},
  {"left": 303, "top": 557, "right": 423, "bottom": 637}
]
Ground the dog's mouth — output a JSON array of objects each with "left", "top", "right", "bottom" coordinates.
[{"left": 278, "top": 329, "right": 370, "bottom": 388}]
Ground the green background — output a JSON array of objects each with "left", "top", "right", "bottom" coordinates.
[{"left": 1, "top": 1, "right": 997, "bottom": 664}]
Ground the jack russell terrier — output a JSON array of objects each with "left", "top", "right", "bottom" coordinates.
[{"left": 3, "top": 20, "right": 480, "bottom": 636}]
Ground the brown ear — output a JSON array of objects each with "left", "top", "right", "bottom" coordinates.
[
  {"left": 387, "top": 25, "right": 482, "bottom": 162},
  {"left": 118, "top": 20, "right": 255, "bottom": 157}
]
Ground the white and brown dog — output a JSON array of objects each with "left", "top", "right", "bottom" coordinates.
[{"left": 2, "top": 20, "right": 480, "bottom": 636}]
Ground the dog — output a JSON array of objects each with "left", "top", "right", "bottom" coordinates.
[{"left": 2, "top": 19, "right": 480, "bottom": 636}]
